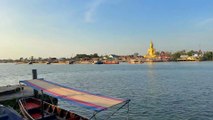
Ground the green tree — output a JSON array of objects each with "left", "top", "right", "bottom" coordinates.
[
  {"left": 187, "top": 50, "right": 195, "bottom": 56},
  {"left": 202, "top": 51, "right": 213, "bottom": 61},
  {"left": 171, "top": 52, "right": 181, "bottom": 60},
  {"left": 91, "top": 53, "right": 99, "bottom": 58}
]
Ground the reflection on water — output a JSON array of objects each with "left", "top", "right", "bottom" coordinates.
[
  {"left": 0, "top": 62, "right": 213, "bottom": 120},
  {"left": 147, "top": 64, "right": 157, "bottom": 95}
]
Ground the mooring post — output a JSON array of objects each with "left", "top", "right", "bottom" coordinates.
[{"left": 32, "top": 69, "right": 38, "bottom": 97}]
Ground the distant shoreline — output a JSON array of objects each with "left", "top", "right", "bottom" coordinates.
[{"left": 0, "top": 60, "right": 212, "bottom": 65}]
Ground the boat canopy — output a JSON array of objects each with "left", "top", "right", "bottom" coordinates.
[{"left": 20, "top": 79, "right": 129, "bottom": 112}]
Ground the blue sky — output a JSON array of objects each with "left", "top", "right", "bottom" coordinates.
[{"left": 0, "top": 0, "right": 213, "bottom": 58}]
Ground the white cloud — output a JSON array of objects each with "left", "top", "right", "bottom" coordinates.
[{"left": 84, "top": 0, "right": 105, "bottom": 23}]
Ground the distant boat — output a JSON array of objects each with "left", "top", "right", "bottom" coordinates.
[
  {"left": 0, "top": 104, "right": 23, "bottom": 120},
  {"left": 103, "top": 60, "right": 119, "bottom": 64},
  {"left": 68, "top": 60, "right": 74, "bottom": 64},
  {"left": 18, "top": 97, "right": 88, "bottom": 120},
  {"left": 128, "top": 59, "right": 144, "bottom": 64},
  {"left": 94, "top": 60, "right": 103, "bottom": 64}
]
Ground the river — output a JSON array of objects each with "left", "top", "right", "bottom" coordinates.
[{"left": 0, "top": 62, "right": 213, "bottom": 120}]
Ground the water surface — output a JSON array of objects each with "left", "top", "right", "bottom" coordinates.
[{"left": 0, "top": 62, "right": 213, "bottom": 120}]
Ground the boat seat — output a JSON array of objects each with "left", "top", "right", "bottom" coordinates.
[
  {"left": 0, "top": 114, "right": 8, "bottom": 120},
  {"left": 31, "top": 112, "right": 42, "bottom": 119},
  {"left": 27, "top": 107, "right": 41, "bottom": 114},
  {"left": 24, "top": 102, "right": 41, "bottom": 110}
]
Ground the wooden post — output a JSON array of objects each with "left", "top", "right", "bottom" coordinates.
[
  {"left": 32, "top": 69, "right": 38, "bottom": 97},
  {"left": 32, "top": 69, "right": 37, "bottom": 79}
]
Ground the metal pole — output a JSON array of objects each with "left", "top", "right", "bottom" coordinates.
[
  {"left": 93, "top": 112, "right": 97, "bottom": 120},
  {"left": 32, "top": 69, "right": 38, "bottom": 97},
  {"left": 89, "top": 112, "right": 98, "bottom": 120},
  {"left": 127, "top": 102, "right": 129, "bottom": 120},
  {"left": 104, "top": 100, "right": 131, "bottom": 120}
]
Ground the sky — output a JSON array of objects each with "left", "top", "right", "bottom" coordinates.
[{"left": 0, "top": 0, "right": 213, "bottom": 59}]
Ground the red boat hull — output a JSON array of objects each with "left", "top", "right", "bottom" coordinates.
[{"left": 18, "top": 97, "right": 88, "bottom": 120}]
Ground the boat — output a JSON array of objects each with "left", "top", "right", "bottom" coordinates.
[
  {"left": 68, "top": 60, "right": 75, "bottom": 64},
  {"left": 93, "top": 60, "right": 103, "bottom": 64},
  {"left": 103, "top": 60, "right": 119, "bottom": 64},
  {"left": 18, "top": 97, "right": 88, "bottom": 120},
  {"left": 128, "top": 59, "right": 144, "bottom": 64},
  {"left": 0, "top": 104, "right": 23, "bottom": 120},
  {"left": 19, "top": 79, "right": 130, "bottom": 120}
]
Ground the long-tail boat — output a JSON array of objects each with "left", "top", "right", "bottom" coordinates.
[
  {"left": 19, "top": 79, "right": 130, "bottom": 120},
  {"left": 19, "top": 97, "right": 87, "bottom": 120}
]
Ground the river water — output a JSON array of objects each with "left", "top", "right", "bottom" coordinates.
[{"left": 0, "top": 62, "right": 213, "bottom": 120}]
